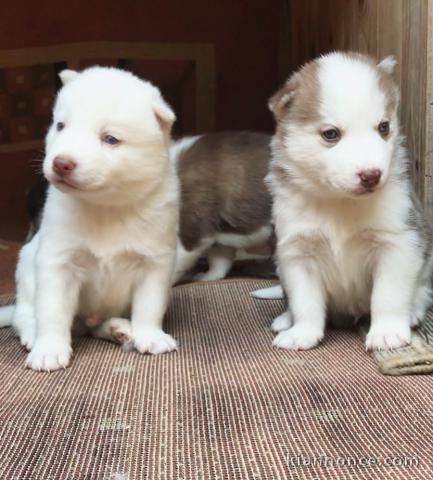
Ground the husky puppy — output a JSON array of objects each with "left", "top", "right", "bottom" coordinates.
[
  {"left": 171, "top": 131, "right": 273, "bottom": 283},
  {"left": 254, "top": 52, "right": 433, "bottom": 351},
  {"left": 0, "top": 67, "right": 179, "bottom": 370}
]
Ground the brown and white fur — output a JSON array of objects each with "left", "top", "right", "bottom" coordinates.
[
  {"left": 254, "top": 52, "right": 433, "bottom": 351},
  {"left": 0, "top": 67, "right": 179, "bottom": 370},
  {"left": 171, "top": 131, "right": 273, "bottom": 283}
]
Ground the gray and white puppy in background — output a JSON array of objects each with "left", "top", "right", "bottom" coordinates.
[
  {"left": 254, "top": 52, "right": 433, "bottom": 351},
  {"left": 172, "top": 131, "right": 274, "bottom": 283}
]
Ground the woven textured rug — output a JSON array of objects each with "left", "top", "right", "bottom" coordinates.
[
  {"left": 3, "top": 238, "right": 432, "bottom": 376},
  {"left": 0, "top": 279, "right": 432, "bottom": 479},
  {"left": 368, "top": 312, "right": 433, "bottom": 375}
]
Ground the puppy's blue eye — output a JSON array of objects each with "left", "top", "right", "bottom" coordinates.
[
  {"left": 322, "top": 128, "right": 341, "bottom": 142},
  {"left": 56, "top": 122, "right": 65, "bottom": 131},
  {"left": 102, "top": 134, "right": 119, "bottom": 145}
]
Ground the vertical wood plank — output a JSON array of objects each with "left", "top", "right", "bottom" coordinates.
[
  {"left": 353, "top": 0, "right": 378, "bottom": 55},
  {"left": 424, "top": 0, "right": 433, "bottom": 213},
  {"left": 377, "top": 0, "right": 403, "bottom": 86},
  {"left": 400, "top": 0, "right": 429, "bottom": 196},
  {"left": 278, "top": 0, "right": 291, "bottom": 82}
]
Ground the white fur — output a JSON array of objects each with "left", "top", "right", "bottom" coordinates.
[
  {"left": 169, "top": 135, "right": 201, "bottom": 165},
  {"left": 271, "top": 311, "right": 292, "bottom": 332},
  {"left": 268, "top": 53, "right": 433, "bottom": 351},
  {"left": 378, "top": 56, "right": 398, "bottom": 74},
  {"left": 0, "top": 305, "right": 14, "bottom": 327},
  {"left": 91, "top": 317, "right": 132, "bottom": 345},
  {"left": 251, "top": 285, "right": 284, "bottom": 299},
  {"left": 173, "top": 225, "right": 273, "bottom": 284},
  {"left": 194, "top": 245, "right": 236, "bottom": 281},
  {"left": 172, "top": 238, "right": 213, "bottom": 284},
  {"left": 6, "top": 67, "right": 179, "bottom": 370},
  {"left": 215, "top": 225, "right": 272, "bottom": 249}
]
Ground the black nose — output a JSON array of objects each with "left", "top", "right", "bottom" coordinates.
[{"left": 358, "top": 169, "right": 381, "bottom": 188}]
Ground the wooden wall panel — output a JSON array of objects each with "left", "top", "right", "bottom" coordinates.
[
  {"left": 425, "top": 1, "right": 433, "bottom": 215},
  {"left": 284, "top": 0, "right": 432, "bottom": 207},
  {"left": 377, "top": 0, "right": 403, "bottom": 85},
  {"left": 400, "top": 0, "right": 429, "bottom": 196}
]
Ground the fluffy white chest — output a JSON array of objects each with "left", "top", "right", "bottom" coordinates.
[
  {"left": 312, "top": 227, "right": 378, "bottom": 315},
  {"left": 275, "top": 196, "right": 391, "bottom": 316},
  {"left": 78, "top": 250, "right": 146, "bottom": 318},
  {"left": 69, "top": 218, "right": 167, "bottom": 318},
  {"left": 42, "top": 196, "right": 173, "bottom": 320}
]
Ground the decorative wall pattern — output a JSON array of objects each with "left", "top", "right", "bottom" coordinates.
[
  {"left": 0, "top": 64, "right": 59, "bottom": 146},
  {"left": 0, "top": 42, "right": 216, "bottom": 153}
]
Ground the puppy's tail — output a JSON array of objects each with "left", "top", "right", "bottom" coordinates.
[
  {"left": 251, "top": 285, "right": 284, "bottom": 299},
  {"left": 0, "top": 305, "right": 14, "bottom": 327}
]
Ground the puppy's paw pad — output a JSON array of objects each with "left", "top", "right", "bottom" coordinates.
[
  {"left": 365, "top": 324, "right": 411, "bottom": 351},
  {"left": 271, "top": 312, "right": 292, "bottom": 333},
  {"left": 26, "top": 339, "right": 72, "bottom": 371},
  {"left": 273, "top": 325, "right": 323, "bottom": 350},
  {"left": 134, "top": 328, "right": 177, "bottom": 355},
  {"left": 109, "top": 319, "right": 132, "bottom": 344}
]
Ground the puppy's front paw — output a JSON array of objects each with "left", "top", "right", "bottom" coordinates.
[
  {"left": 365, "top": 322, "right": 411, "bottom": 350},
  {"left": 26, "top": 338, "right": 72, "bottom": 371},
  {"left": 271, "top": 312, "right": 292, "bottom": 333},
  {"left": 273, "top": 324, "right": 323, "bottom": 350},
  {"left": 133, "top": 327, "right": 177, "bottom": 355}
]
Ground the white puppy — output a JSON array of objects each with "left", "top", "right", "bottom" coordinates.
[
  {"left": 0, "top": 66, "right": 179, "bottom": 370},
  {"left": 254, "top": 52, "right": 433, "bottom": 351}
]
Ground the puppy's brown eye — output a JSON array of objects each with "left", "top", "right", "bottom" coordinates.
[
  {"left": 322, "top": 128, "right": 341, "bottom": 142},
  {"left": 56, "top": 122, "right": 65, "bottom": 131},
  {"left": 378, "top": 121, "right": 390, "bottom": 136},
  {"left": 102, "top": 134, "right": 119, "bottom": 145}
]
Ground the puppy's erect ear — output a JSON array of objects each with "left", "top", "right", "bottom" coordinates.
[
  {"left": 59, "top": 69, "right": 79, "bottom": 85},
  {"left": 268, "top": 73, "right": 299, "bottom": 120},
  {"left": 378, "top": 56, "right": 397, "bottom": 75},
  {"left": 153, "top": 98, "right": 176, "bottom": 132}
]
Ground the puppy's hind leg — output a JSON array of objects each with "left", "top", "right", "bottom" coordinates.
[
  {"left": 409, "top": 256, "right": 433, "bottom": 327},
  {"left": 410, "top": 283, "right": 432, "bottom": 327},
  {"left": 172, "top": 240, "right": 210, "bottom": 284},
  {"left": 91, "top": 317, "right": 132, "bottom": 346},
  {"left": 0, "top": 305, "right": 14, "bottom": 327},
  {"left": 13, "top": 302, "right": 37, "bottom": 350},
  {"left": 12, "top": 237, "right": 38, "bottom": 350},
  {"left": 194, "top": 245, "right": 236, "bottom": 281}
]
